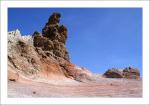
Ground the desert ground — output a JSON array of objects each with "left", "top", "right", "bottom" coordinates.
[{"left": 8, "top": 76, "right": 142, "bottom": 97}]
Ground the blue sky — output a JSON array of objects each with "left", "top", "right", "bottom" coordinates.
[{"left": 8, "top": 8, "right": 142, "bottom": 75}]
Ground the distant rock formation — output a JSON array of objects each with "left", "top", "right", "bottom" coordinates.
[
  {"left": 103, "top": 67, "right": 140, "bottom": 79},
  {"left": 8, "top": 13, "right": 93, "bottom": 82},
  {"left": 123, "top": 67, "right": 140, "bottom": 79},
  {"left": 103, "top": 68, "right": 123, "bottom": 78}
]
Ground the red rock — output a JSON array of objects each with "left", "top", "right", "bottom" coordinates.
[{"left": 61, "top": 63, "right": 94, "bottom": 82}]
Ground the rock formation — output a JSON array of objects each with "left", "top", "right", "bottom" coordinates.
[
  {"left": 42, "top": 13, "right": 68, "bottom": 44},
  {"left": 8, "top": 12, "right": 140, "bottom": 83},
  {"left": 103, "top": 67, "right": 140, "bottom": 79},
  {"left": 123, "top": 67, "right": 140, "bottom": 79},
  {"left": 61, "top": 64, "right": 94, "bottom": 82},
  {"left": 8, "top": 13, "right": 93, "bottom": 82},
  {"left": 103, "top": 68, "right": 123, "bottom": 78},
  {"left": 7, "top": 12, "right": 142, "bottom": 98},
  {"left": 33, "top": 12, "right": 69, "bottom": 63}
]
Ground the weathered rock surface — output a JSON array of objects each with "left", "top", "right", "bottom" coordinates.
[
  {"left": 123, "top": 67, "right": 140, "bottom": 79},
  {"left": 103, "top": 67, "right": 140, "bottom": 79},
  {"left": 8, "top": 13, "right": 93, "bottom": 82},
  {"left": 42, "top": 13, "right": 67, "bottom": 43},
  {"left": 61, "top": 64, "right": 94, "bottom": 82},
  {"left": 103, "top": 68, "right": 123, "bottom": 78},
  {"left": 8, "top": 68, "right": 19, "bottom": 82},
  {"left": 33, "top": 12, "right": 69, "bottom": 62}
]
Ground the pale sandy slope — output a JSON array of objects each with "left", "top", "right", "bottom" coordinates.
[{"left": 8, "top": 76, "right": 142, "bottom": 98}]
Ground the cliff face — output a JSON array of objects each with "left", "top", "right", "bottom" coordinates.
[{"left": 8, "top": 13, "right": 93, "bottom": 82}]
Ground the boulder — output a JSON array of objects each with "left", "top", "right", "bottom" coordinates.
[
  {"left": 103, "top": 68, "right": 123, "bottom": 78},
  {"left": 103, "top": 67, "right": 140, "bottom": 79},
  {"left": 123, "top": 67, "right": 140, "bottom": 79}
]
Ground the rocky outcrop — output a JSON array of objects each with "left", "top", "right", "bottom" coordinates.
[
  {"left": 61, "top": 64, "right": 94, "bottom": 82},
  {"left": 103, "top": 68, "right": 123, "bottom": 78},
  {"left": 123, "top": 67, "right": 140, "bottom": 79},
  {"left": 8, "top": 32, "right": 42, "bottom": 76},
  {"left": 33, "top": 12, "right": 69, "bottom": 62},
  {"left": 103, "top": 67, "right": 140, "bottom": 79},
  {"left": 8, "top": 12, "right": 140, "bottom": 83},
  {"left": 42, "top": 13, "right": 67, "bottom": 43},
  {"left": 8, "top": 13, "right": 93, "bottom": 82}
]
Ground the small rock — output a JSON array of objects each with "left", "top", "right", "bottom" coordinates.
[
  {"left": 8, "top": 69, "right": 19, "bottom": 82},
  {"left": 33, "top": 91, "right": 36, "bottom": 94}
]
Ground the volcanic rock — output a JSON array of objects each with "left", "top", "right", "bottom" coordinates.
[{"left": 103, "top": 68, "right": 123, "bottom": 78}]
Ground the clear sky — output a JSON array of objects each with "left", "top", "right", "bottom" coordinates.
[{"left": 8, "top": 8, "right": 142, "bottom": 75}]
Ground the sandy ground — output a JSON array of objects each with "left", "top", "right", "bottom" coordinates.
[{"left": 8, "top": 76, "right": 142, "bottom": 98}]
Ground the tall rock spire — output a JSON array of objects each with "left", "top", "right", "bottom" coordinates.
[
  {"left": 42, "top": 12, "right": 68, "bottom": 44},
  {"left": 33, "top": 12, "right": 69, "bottom": 62}
]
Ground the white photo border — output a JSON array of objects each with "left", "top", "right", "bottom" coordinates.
[{"left": 0, "top": 1, "right": 149, "bottom": 104}]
